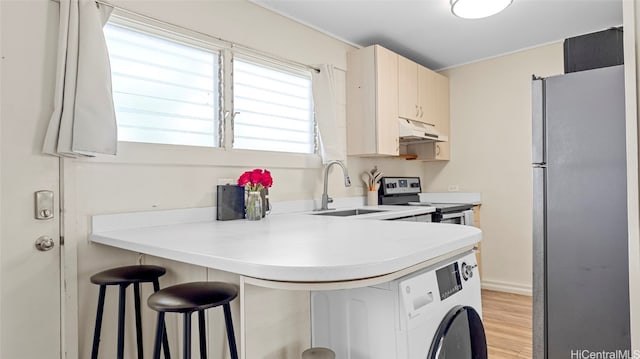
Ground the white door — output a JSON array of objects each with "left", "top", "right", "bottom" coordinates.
[{"left": 1, "top": 0, "right": 62, "bottom": 358}]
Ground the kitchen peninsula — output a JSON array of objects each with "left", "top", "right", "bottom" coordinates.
[{"left": 90, "top": 206, "right": 481, "bottom": 358}]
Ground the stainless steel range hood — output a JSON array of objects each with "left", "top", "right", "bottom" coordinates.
[{"left": 398, "top": 118, "right": 448, "bottom": 143}]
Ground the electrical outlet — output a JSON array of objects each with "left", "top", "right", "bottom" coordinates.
[
  {"left": 218, "top": 178, "right": 235, "bottom": 185},
  {"left": 447, "top": 184, "right": 459, "bottom": 192}
]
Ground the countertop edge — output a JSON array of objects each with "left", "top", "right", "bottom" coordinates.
[{"left": 90, "top": 224, "right": 481, "bottom": 283}]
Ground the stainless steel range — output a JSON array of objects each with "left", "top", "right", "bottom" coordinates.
[{"left": 378, "top": 177, "right": 475, "bottom": 225}]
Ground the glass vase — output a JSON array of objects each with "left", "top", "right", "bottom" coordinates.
[{"left": 246, "top": 191, "right": 263, "bottom": 221}]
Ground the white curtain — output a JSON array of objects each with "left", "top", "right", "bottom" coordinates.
[
  {"left": 43, "top": 0, "right": 117, "bottom": 157},
  {"left": 312, "top": 64, "right": 347, "bottom": 164}
]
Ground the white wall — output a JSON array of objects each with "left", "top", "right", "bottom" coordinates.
[
  {"left": 0, "top": 0, "right": 4, "bottom": 353},
  {"left": 624, "top": 0, "right": 640, "bottom": 351},
  {"left": 55, "top": 1, "right": 427, "bottom": 358},
  {"left": 424, "top": 44, "right": 564, "bottom": 294}
]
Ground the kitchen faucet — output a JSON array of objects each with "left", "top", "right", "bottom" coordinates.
[{"left": 320, "top": 160, "right": 351, "bottom": 211}]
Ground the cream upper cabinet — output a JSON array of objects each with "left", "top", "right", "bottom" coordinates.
[
  {"left": 347, "top": 45, "right": 399, "bottom": 156},
  {"left": 406, "top": 71, "right": 451, "bottom": 161},
  {"left": 424, "top": 71, "right": 450, "bottom": 161},
  {"left": 346, "top": 44, "right": 450, "bottom": 160},
  {"left": 431, "top": 71, "right": 450, "bottom": 133},
  {"left": 417, "top": 65, "right": 433, "bottom": 124},
  {"left": 398, "top": 57, "right": 445, "bottom": 127},
  {"left": 398, "top": 56, "right": 419, "bottom": 121}
]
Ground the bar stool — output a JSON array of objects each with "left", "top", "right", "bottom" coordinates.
[
  {"left": 147, "top": 281, "right": 239, "bottom": 359},
  {"left": 90, "top": 265, "right": 170, "bottom": 359}
]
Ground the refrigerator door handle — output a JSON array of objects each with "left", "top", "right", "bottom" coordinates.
[
  {"left": 532, "top": 166, "right": 546, "bottom": 359},
  {"left": 532, "top": 79, "right": 546, "bottom": 164}
]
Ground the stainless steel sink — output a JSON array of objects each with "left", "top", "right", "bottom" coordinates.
[{"left": 313, "top": 208, "right": 387, "bottom": 217}]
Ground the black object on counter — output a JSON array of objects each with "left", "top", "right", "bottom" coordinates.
[{"left": 216, "top": 185, "right": 245, "bottom": 221}]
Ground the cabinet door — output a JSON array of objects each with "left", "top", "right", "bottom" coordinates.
[
  {"left": 473, "top": 206, "right": 482, "bottom": 278},
  {"left": 420, "top": 142, "right": 451, "bottom": 161},
  {"left": 433, "top": 72, "right": 450, "bottom": 135},
  {"left": 375, "top": 46, "right": 400, "bottom": 155},
  {"left": 346, "top": 45, "right": 398, "bottom": 156},
  {"left": 429, "top": 73, "right": 450, "bottom": 160},
  {"left": 435, "top": 142, "right": 450, "bottom": 160},
  {"left": 398, "top": 56, "right": 418, "bottom": 121},
  {"left": 405, "top": 141, "right": 450, "bottom": 161},
  {"left": 420, "top": 68, "right": 448, "bottom": 129},
  {"left": 417, "top": 66, "right": 434, "bottom": 124}
]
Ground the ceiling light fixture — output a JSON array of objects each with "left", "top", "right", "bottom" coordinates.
[{"left": 450, "top": 0, "right": 513, "bottom": 19}]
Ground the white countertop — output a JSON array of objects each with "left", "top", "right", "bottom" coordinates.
[{"left": 91, "top": 205, "right": 481, "bottom": 283}]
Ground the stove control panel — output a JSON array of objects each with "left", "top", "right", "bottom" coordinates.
[{"left": 379, "top": 177, "right": 421, "bottom": 196}]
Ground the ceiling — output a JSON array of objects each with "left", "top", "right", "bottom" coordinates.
[{"left": 250, "top": 0, "right": 623, "bottom": 70}]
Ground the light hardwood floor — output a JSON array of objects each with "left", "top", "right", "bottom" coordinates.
[{"left": 482, "top": 289, "right": 533, "bottom": 359}]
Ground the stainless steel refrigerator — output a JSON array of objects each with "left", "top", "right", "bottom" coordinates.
[{"left": 532, "top": 65, "right": 630, "bottom": 358}]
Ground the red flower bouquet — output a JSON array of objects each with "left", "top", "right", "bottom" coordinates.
[{"left": 237, "top": 168, "right": 273, "bottom": 192}]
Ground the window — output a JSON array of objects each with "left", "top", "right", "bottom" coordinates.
[
  {"left": 104, "top": 22, "right": 220, "bottom": 147},
  {"left": 103, "top": 17, "right": 317, "bottom": 156},
  {"left": 233, "top": 58, "right": 315, "bottom": 154}
]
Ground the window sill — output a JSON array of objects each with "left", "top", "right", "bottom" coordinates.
[{"left": 83, "top": 142, "right": 323, "bottom": 169}]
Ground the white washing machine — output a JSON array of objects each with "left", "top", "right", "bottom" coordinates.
[{"left": 311, "top": 250, "right": 486, "bottom": 359}]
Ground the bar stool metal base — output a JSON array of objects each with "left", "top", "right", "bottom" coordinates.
[
  {"left": 90, "top": 265, "right": 170, "bottom": 359},
  {"left": 148, "top": 281, "right": 239, "bottom": 359}
]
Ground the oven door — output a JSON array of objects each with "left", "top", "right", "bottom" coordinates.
[
  {"left": 436, "top": 210, "right": 474, "bottom": 225},
  {"left": 386, "top": 214, "right": 432, "bottom": 222}
]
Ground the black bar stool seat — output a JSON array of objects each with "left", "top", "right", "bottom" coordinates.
[
  {"left": 90, "top": 265, "right": 170, "bottom": 359},
  {"left": 148, "top": 281, "right": 239, "bottom": 359},
  {"left": 91, "top": 265, "right": 167, "bottom": 286}
]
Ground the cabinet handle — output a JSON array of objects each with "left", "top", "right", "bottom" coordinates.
[
  {"left": 419, "top": 106, "right": 424, "bottom": 118},
  {"left": 436, "top": 144, "right": 441, "bottom": 156},
  {"left": 415, "top": 105, "right": 419, "bottom": 117}
]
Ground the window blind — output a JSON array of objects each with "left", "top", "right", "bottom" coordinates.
[
  {"left": 233, "top": 58, "right": 315, "bottom": 154},
  {"left": 104, "top": 23, "right": 220, "bottom": 147}
]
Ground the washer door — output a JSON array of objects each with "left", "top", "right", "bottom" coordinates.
[{"left": 427, "top": 305, "right": 487, "bottom": 359}]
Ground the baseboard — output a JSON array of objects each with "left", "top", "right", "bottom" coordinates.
[{"left": 482, "top": 279, "right": 532, "bottom": 296}]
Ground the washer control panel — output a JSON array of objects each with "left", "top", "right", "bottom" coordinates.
[
  {"left": 398, "top": 251, "right": 480, "bottom": 320},
  {"left": 435, "top": 262, "right": 463, "bottom": 300}
]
